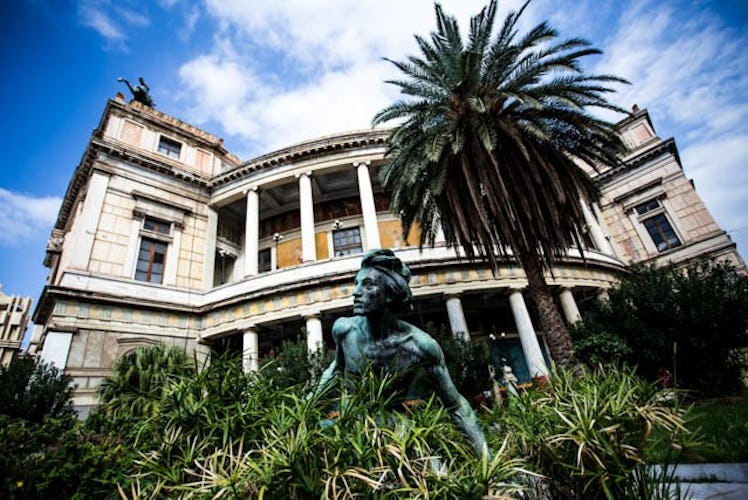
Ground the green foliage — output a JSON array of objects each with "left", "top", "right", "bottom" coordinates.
[
  {"left": 492, "top": 366, "right": 689, "bottom": 499},
  {"left": 124, "top": 368, "right": 527, "bottom": 498},
  {"left": 0, "top": 356, "right": 74, "bottom": 422},
  {"left": 572, "top": 260, "right": 748, "bottom": 396},
  {"left": 260, "top": 335, "right": 334, "bottom": 389},
  {"left": 436, "top": 334, "right": 493, "bottom": 399},
  {"left": 0, "top": 415, "right": 134, "bottom": 499},
  {"left": 0, "top": 357, "right": 132, "bottom": 499},
  {"left": 571, "top": 325, "right": 632, "bottom": 366},
  {"left": 98, "top": 344, "right": 197, "bottom": 419}
]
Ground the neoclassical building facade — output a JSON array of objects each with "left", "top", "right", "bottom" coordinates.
[{"left": 31, "top": 96, "right": 744, "bottom": 412}]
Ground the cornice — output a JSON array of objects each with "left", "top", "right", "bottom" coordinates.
[
  {"left": 211, "top": 128, "right": 390, "bottom": 188},
  {"left": 595, "top": 138, "right": 680, "bottom": 185}
]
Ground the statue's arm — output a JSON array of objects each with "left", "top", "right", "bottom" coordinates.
[{"left": 427, "top": 341, "right": 490, "bottom": 458}]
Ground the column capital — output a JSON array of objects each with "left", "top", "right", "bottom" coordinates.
[
  {"left": 352, "top": 160, "right": 371, "bottom": 168},
  {"left": 506, "top": 285, "right": 526, "bottom": 295},
  {"left": 294, "top": 170, "right": 313, "bottom": 179},
  {"left": 443, "top": 291, "right": 465, "bottom": 299},
  {"left": 302, "top": 311, "right": 322, "bottom": 320},
  {"left": 242, "top": 185, "right": 260, "bottom": 195}
]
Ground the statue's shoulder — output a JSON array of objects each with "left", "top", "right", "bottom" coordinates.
[
  {"left": 400, "top": 322, "right": 443, "bottom": 362},
  {"left": 332, "top": 316, "right": 359, "bottom": 339}
]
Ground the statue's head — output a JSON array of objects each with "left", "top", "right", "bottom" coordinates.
[{"left": 353, "top": 249, "right": 412, "bottom": 315}]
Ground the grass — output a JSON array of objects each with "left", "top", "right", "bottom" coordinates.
[
  {"left": 646, "top": 397, "right": 748, "bottom": 464},
  {"left": 685, "top": 398, "right": 748, "bottom": 463}
]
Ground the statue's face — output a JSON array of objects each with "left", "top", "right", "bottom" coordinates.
[{"left": 352, "top": 268, "right": 390, "bottom": 316}]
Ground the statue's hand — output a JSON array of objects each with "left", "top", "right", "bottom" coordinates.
[{"left": 117, "top": 77, "right": 125, "bottom": 82}]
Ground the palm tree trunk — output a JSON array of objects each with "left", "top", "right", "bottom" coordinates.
[{"left": 518, "top": 250, "right": 575, "bottom": 369}]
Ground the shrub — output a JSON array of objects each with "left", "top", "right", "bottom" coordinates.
[
  {"left": 0, "top": 356, "right": 74, "bottom": 422},
  {"left": 572, "top": 260, "right": 748, "bottom": 396},
  {"left": 260, "top": 335, "right": 334, "bottom": 389},
  {"left": 492, "top": 366, "right": 689, "bottom": 499},
  {"left": 125, "top": 368, "right": 527, "bottom": 498},
  {"left": 97, "top": 344, "right": 197, "bottom": 419}
]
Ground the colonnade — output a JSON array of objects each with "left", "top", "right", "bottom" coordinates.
[
  {"left": 206, "top": 161, "right": 383, "bottom": 288},
  {"left": 240, "top": 285, "right": 591, "bottom": 378},
  {"left": 204, "top": 163, "right": 612, "bottom": 289}
]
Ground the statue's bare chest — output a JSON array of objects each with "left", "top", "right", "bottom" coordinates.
[{"left": 341, "top": 330, "right": 424, "bottom": 374}]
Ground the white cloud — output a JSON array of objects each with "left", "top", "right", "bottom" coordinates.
[
  {"left": 179, "top": 5, "right": 200, "bottom": 42},
  {"left": 179, "top": 1, "right": 533, "bottom": 155},
  {"left": 78, "top": 0, "right": 152, "bottom": 49},
  {"left": 116, "top": 7, "right": 150, "bottom": 28},
  {"left": 79, "top": 1, "right": 126, "bottom": 45},
  {"left": 176, "top": 0, "right": 747, "bottom": 261},
  {"left": 0, "top": 189, "right": 61, "bottom": 247}
]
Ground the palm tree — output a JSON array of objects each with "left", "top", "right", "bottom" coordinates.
[{"left": 373, "top": 0, "right": 627, "bottom": 368}]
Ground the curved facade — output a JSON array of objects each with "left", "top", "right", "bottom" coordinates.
[{"left": 31, "top": 97, "right": 743, "bottom": 412}]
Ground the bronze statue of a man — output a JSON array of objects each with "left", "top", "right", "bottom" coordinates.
[{"left": 314, "top": 249, "right": 490, "bottom": 457}]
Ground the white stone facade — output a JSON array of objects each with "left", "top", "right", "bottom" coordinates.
[{"left": 31, "top": 98, "right": 745, "bottom": 412}]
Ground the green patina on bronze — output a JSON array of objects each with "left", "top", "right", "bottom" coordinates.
[{"left": 313, "top": 249, "right": 490, "bottom": 458}]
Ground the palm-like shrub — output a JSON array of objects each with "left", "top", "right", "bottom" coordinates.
[
  {"left": 493, "top": 366, "right": 689, "bottom": 499},
  {"left": 128, "top": 369, "right": 528, "bottom": 499},
  {"left": 373, "top": 0, "right": 627, "bottom": 367},
  {"left": 98, "top": 344, "right": 197, "bottom": 419}
]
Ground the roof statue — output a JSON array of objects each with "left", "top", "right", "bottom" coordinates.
[{"left": 117, "top": 76, "right": 155, "bottom": 107}]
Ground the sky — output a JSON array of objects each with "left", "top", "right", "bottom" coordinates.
[{"left": 1, "top": 0, "right": 747, "bottom": 326}]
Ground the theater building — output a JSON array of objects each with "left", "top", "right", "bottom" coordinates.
[{"left": 30, "top": 96, "right": 744, "bottom": 413}]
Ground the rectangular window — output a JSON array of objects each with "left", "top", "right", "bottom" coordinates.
[
  {"left": 135, "top": 238, "right": 167, "bottom": 283},
  {"left": 333, "top": 227, "right": 363, "bottom": 256},
  {"left": 258, "top": 248, "right": 272, "bottom": 273},
  {"left": 634, "top": 199, "right": 681, "bottom": 252},
  {"left": 157, "top": 136, "right": 182, "bottom": 159},
  {"left": 143, "top": 216, "right": 171, "bottom": 235}
]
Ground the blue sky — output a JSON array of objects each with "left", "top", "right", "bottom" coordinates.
[{"left": 1, "top": 0, "right": 747, "bottom": 321}]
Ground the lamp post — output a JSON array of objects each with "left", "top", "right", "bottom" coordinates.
[{"left": 272, "top": 232, "right": 283, "bottom": 270}]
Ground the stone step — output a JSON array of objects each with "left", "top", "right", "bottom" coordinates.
[
  {"left": 656, "top": 463, "right": 748, "bottom": 483},
  {"left": 679, "top": 482, "right": 748, "bottom": 499}
]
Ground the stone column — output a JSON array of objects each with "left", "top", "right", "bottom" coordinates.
[
  {"left": 203, "top": 206, "right": 218, "bottom": 289},
  {"left": 445, "top": 293, "right": 471, "bottom": 341},
  {"left": 558, "top": 287, "right": 582, "bottom": 324},
  {"left": 296, "top": 171, "right": 317, "bottom": 262},
  {"left": 244, "top": 186, "right": 260, "bottom": 276},
  {"left": 508, "top": 289, "right": 549, "bottom": 379},
  {"left": 354, "top": 161, "right": 381, "bottom": 250},
  {"left": 195, "top": 341, "right": 212, "bottom": 370},
  {"left": 305, "top": 314, "right": 323, "bottom": 353},
  {"left": 69, "top": 170, "right": 110, "bottom": 269},
  {"left": 592, "top": 202, "right": 617, "bottom": 256},
  {"left": 242, "top": 329, "right": 259, "bottom": 373},
  {"left": 580, "top": 198, "right": 612, "bottom": 254},
  {"left": 597, "top": 288, "right": 610, "bottom": 303}
]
